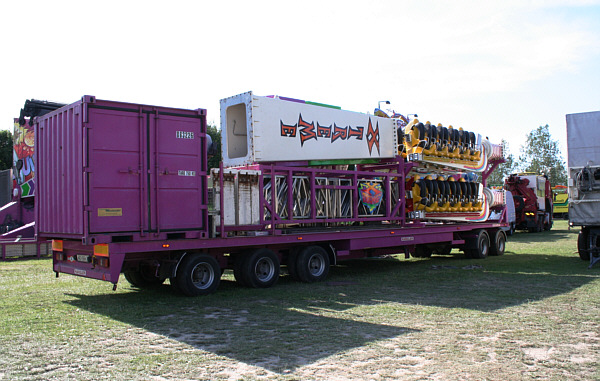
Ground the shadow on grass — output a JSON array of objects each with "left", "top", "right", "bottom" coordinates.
[
  {"left": 65, "top": 226, "right": 598, "bottom": 373},
  {"left": 509, "top": 227, "right": 577, "bottom": 243},
  {"left": 66, "top": 284, "right": 417, "bottom": 373}
]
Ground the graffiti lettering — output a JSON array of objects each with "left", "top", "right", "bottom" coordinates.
[
  {"left": 317, "top": 123, "right": 331, "bottom": 138},
  {"left": 366, "top": 118, "right": 380, "bottom": 155},
  {"left": 298, "top": 114, "right": 316, "bottom": 146},
  {"left": 331, "top": 124, "right": 348, "bottom": 143},
  {"left": 280, "top": 114, "right": 380, "bottom": 156},
  {"left": 280, "top": 121, "right": 297, "bottom": 137},
  {"left": 348, "top": 126, "right": 364, "bottom": 140}
]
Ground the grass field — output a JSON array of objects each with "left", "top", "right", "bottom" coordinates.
[{"left": 0, "top": 220, "right": 598, "bottom": 380}]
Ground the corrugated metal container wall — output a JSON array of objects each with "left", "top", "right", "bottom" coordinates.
[
  {"left": 36, "top": 99, "right": 85, "bottom": 237},
  {"left": 35, "top": 96, "right": 208, "bottom": 243}
]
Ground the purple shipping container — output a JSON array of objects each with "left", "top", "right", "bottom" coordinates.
[{"left": 35, "top": 96, "right": 208, "bottom": 244}]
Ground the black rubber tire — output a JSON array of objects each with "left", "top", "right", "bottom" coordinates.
[
  {"left": 412, "top": 245, "right": 434, "bottom": 258},
  {"left": 578, "top": 229, "right": 590, "bottom": 261},
  {"left": 489, "top": 230, "right": 506, "bottom": 256},
  {"left": 175, "top": 253, "right": 221, "bottom": 296},
  {"left": 296, "top": 246, "right": 330, "bottom": 283},
  {"left": 123, "top": 268, "right": 165, "bottom": 288},
  {"left": 241, "top": 248, "right": 280, "bottom": 288},
  {"left": 469, "top": 230, "right": 490, "bottom": 259}
]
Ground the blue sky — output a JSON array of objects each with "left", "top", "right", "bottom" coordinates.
[{"left": 1, "top": 0, "right": 599, "bottom": 163}]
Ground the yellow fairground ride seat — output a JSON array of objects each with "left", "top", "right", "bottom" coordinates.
[
  {"left": 411, "top": 175, "right": 483, "bottom": 214},
  {"left": 405, "top": 119, "right": 482, "bottom": 161}
]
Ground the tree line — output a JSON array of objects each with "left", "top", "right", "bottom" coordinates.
[{"left": 486, "top": 124, "right": 567, "bottom": 187}]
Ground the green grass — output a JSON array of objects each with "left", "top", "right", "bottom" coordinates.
[{"left": 0, "top": 220, "right": 598, "bottom": 380}]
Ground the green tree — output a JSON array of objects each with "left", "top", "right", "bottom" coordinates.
[
  {"left": 519, "top": 124, "right": 567, "bottom": 185},
  {"left": 206, "top": 123, "right": 221, "bottom": 171},
  {"left": 486, "top": 139, "right": 518, "bottom": 187},
  {"left": 0, "top": 130, "right": 13, "bottom": 170}
]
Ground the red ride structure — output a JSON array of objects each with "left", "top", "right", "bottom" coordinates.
[{"left": 504, "top": 173, "right": 553, "bottom": 232}]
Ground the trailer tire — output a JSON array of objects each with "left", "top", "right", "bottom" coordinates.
[
  {"left": 175, "top": 253, "right": 220, "bottom": 296},
  {"left": 468, "top": 230, "right": 490, "bottom": 259},
  {"left": 489, "top": 230, "right": 506, "bottom": 256},
  {"left": 124, "top": 269, "right": 165, "bottom": 289},
  {"left": 242, "top": 248, "right": 280, "bottom": 288},
  {"left": 578, "top": 229, "right": 590, "bottom": 261},
  {"left": 296, "top": 246, "right": 330, "bottom": 283}
]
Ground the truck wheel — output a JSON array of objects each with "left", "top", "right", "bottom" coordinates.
[
  {"left": 123, "top": 268, "right": 165, "bottom": 288},
  {"left": 241, "top": 248, "right": 280, "bottom": 288},
  {"left": 489, "top": 230, "right": 506, "bottom": 256},
  {"left": 296, "top": 246, "right": 330, "bottom": 283},
  {"left": 468, "top": 230, "right": 490, "bottom": 259},
  {"left": 175, "top": 253, "right": 220, "bottom": 296},
  {"left": 578, "top": 229, "right": 590, "bottom": 261}
]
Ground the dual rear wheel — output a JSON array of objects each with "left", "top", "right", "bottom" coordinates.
[{"left": 465, "top": 229, "right": 505, "bottom": 259}]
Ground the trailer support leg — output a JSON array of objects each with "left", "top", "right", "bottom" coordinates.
[{"left": 588, "top": 230, "right": 600, "bottom": 269}]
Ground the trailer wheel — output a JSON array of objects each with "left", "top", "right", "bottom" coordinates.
[
  {"left": 175, "top": 253, "right": 220, "bottom": 296},
  {"left": 468, "top": 230, "right": 490, "bottom": 259},
  {"left": 489, "top": 230, "right": 506, "bottom": 256},
  {"left": 241, "top": 248, "right": 280, "bottom": 288},
  {"left": 296, "top": 246, "right": 330, "bottom": 283},
  {"left": 123, "top": 268, "right": 165, "bottom": 288},
  {"left": 578, "top": 228, "right": 590, "bottom": 261}
]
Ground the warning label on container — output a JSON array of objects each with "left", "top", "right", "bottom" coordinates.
[
  {"left": 98, "top": 208, "right": 123, "bottom": 217},
  {"left": 178, "top": 170, "right": 196, "bottom": 176}
]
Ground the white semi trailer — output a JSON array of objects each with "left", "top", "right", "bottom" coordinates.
[{"left": 566, "top": 111, "right": 600, "bottom": 268}]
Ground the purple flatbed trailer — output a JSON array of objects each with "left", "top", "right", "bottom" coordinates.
[{"left": 37, "top": 96, "right": 509, "bottom": 296}]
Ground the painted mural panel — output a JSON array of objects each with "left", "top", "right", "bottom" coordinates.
[{"left": 13, "top": 119, "right": 35, "bottom": 197}]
